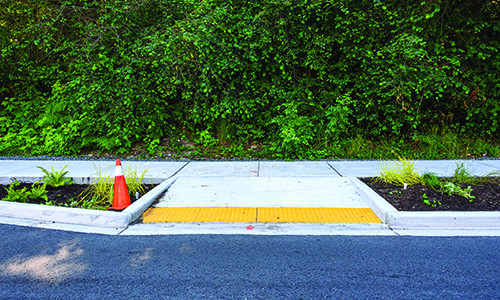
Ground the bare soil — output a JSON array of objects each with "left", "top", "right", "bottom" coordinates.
[
  {"left": 360, "top": 178, "right": 500, "bottom": 211},
  {"left": 0, "top": 183, "right": 156, "bottom": 208}
]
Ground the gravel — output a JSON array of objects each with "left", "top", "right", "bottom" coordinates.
[{"left": 0, "top": 155, "right": 498, "bottom": 162}]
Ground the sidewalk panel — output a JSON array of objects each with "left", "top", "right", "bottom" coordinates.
[
  {"left": 154, "top": 177, "right": 366, "bottom": 208},
  {"left": 259, "top": 161, "right": 339, "bottom": 177},
  {"left": 175, "top": 161, "right": 259, "bottom": 177}
]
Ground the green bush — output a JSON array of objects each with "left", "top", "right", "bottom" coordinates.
[{"left": 1, "top": 0, "right": 499, "bottom": 158}]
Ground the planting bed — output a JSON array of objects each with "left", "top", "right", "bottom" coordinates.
[
  {"left": 0, "top": 183, "right": 156, "bottom": 208},
  {"left": 361, "top": 178, "right": 500, "bottom": 211}
]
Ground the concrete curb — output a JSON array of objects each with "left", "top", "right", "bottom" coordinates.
[
  {"left": 0, "top": 177, "right": 177, "bottom": 228},
  {"left": 349, "top": 177, "right": 397, "bottom": 222},
  {"left": 0, "top": 201, "right": 133, "bottom": 228},
  {"left": 123, "top": 177, "right": 177, "bottom": 222},
  {"left": 386, "top": 211, "right": 500, "bottom": 229}
]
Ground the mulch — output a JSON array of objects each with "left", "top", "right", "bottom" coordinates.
[{"left": 360, "top": 178, "right": 500, "bottom": 211}]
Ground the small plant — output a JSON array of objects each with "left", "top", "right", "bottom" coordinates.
[
  {"left": 420, "top": 170, "right": 477, "bottom": 202},
  {"left": 452, "top": 162, "right": 476, "bottom": 185},
  {"left": 27, "top": 182, "right": 48, "bottom": 202},
  {"left": 423, "top": 194, "right": 441, "bottom": 207},
  {"left": 421, "top": 172, "right": 443, "bottom": 192},
  {"left": 80, "top": 196, "right": 107, "bottom": 211},
  {"left": 37, "top": 165, "right": 73, "bottom": 188},
  {"left": 67, "top": 198, "right": 79, "bottom": 208},
  {"left": 376, "top": 157, "right": 421, "bottom": 186},
  {"left": 476, "top": 171, "right": 500, "bottom": 184},
  {"left": 42, "top": 200, "right": 56, "bottom": 206},
  {"left": 58, "top": 198, "right": 79, "bottom": 208},
  {"left": 389, "top": 190, "right": 402, "bottom": 196},
  {"left": 2, "top": 180, "right": 29, "bottom": 203},
  {"left": 442, "top": 182, "right": 475, "bottom": 201}
]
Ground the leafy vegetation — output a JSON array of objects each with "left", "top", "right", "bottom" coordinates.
[
  {"left": 421, "top": 172, "right": 443, "bottom": 191},
  {"left": 451, "top": 162, "right": 476, "bottom": 185},
  {"left": 423, "top": 193, "right": 441, "bottom": 207},
  {"left": 28, "top": 182, "right": 48, "bottom": 202},
  {"left": 377, "top": 160, "right": 489, "bottom": 202},
  {"left": 2, "top": 180, "right": 29, "bottom": 203},
  {"left": 1, "top": 0, "right": 499, "bottom": 159},
  {"left": 442, "top": 182, "right": 475, "bottom": 201},
  {"left": 36, "top": 166, "right": 73, "bottom": 187},
  {"left": 2, "top": 163, "right": 150, "bottom": 210}
]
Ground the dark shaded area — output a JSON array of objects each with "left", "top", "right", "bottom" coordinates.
[{"left": 361, "top": 178, "right": 500, "bottom": 211}]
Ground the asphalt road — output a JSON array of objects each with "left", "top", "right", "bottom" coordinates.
[{"left": 1, "top": 224, "right": 500, "bottom": 300}]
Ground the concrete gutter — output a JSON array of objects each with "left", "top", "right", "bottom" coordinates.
[
  {"left": 350, "top": 177, "right": 500, "bottom": 229},
  {"left": 0, "top": 177, "right": 177, "bottom": 228}
]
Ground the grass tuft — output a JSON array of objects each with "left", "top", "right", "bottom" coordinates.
[
  {"left": 452, "top": 162, "right": 476, "bottom": 185},
  {"left": 376, "top": 157, "right": 421, "bottom": 186},
  {"left": 79, "top": 163, "right": 114, "bottom": 209},
  {"left": 421, "top": 172, "right": 442, "bottom": 191},
  {"left": 123, "top": 163, "right": 150, "bottom": 199}
]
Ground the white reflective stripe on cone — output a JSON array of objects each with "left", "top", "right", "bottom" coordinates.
[{"left": 115, "top": 165, "right": 124, "bottom": 176}]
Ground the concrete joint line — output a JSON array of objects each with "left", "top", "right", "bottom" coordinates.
[
  {"left": 168, "top": 162, "right": 190, "bottom": 178},
  {"left": 326, "top": 162, "right": 343, "bottom": 177}
]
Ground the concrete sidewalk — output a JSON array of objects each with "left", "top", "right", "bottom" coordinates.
[{"left": 0, "top": 159, "right": 499, "bottom": 236}]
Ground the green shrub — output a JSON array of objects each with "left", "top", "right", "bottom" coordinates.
[{"left": 1, "top": 0, "right": 499, "bottom": 158}]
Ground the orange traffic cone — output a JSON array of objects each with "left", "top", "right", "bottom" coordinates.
[{"left": 108, "top": 159, "right": 131, "bottom": 211}]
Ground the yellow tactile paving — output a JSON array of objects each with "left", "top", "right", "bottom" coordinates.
[
  {"left": 142, "top": 207, "right": 381, "bottom": 223},
  {"left": 256, "top": 207, "right": 380, "bottom": 223},
  {"left": 142, "top": 207, "right": 257, "bottom": 223}
]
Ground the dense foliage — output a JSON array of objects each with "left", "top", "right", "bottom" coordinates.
[{"left": 1, "top": 0, "right": 499, "bottom": 158}]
